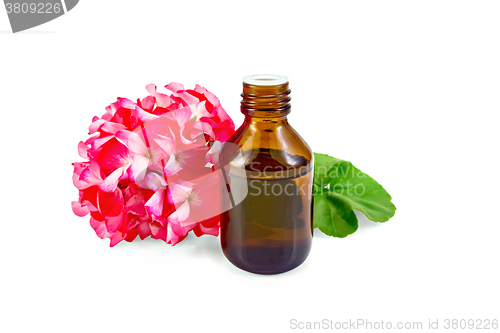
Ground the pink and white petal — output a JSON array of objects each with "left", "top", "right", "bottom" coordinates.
[
  {"left": 176, "top": 90, "right": 200, "bottom": 108},
  {"left": 168, "top": 200, "right": 191, "bottom": 222},
  {"left": 167, "top": 181, "right": 192, "bottom": 204},
  {"left": 92, "top": 135, "right": 114, "bottom": 151},
  {"left": 149, "top": 222, "right": 160, "bottom": 236},
  {"left": 146, "top": 84, "right": 172, "bottom": 108},
  {"left": 114, "top": 129, "right": 132, "bottom": 147},
  {"left": 126, "top": 131, "right": 148, "bottom": 156},
  {"left": 82, "top": 199, "right": 98, "bottom": 213},
  {"left": 146, "top": 84, "right": 158, "bottom": 96},
  {"left": 154, "top": 134, "right": 177, "bottom": 156},
  {"left": 109, "top": 232, "right": 125, "bottom": 247},
  {"left": 84, "top": 134, "right": 97, "bottom": 147},
  {"left": 78, "top": 141, "right": 89, "bottom": 159},
  {"left": 104, "top": 99, "right": 122, "bottom": 120},
  {"left": 98, "top": 166, "right": 128, "bottom": 192},
  {"left": 90, "top": 217, "right": 112, "bottom": 239},
  {"left": 163, "top": 155, "right": 183, "bottom": 177},
  {"left": 185, "top": 121, "right": 213, "bottom": 143},
  {"left": 167, "top": 220, "right": 192, "bottom": 245},
  {"left": 144, "top": 172, "right": 166, "bottom": 191},
  {"left": 100, "top": 121, "right": 126, "bottom": 135},
  {"left": 165, "top": 223, "right": 177, "bottom": 245},
  {"left": 145, "top": 188, "right": 165, "bottom": 217},
  {"left": 73, "top": 161, "right": 89, "bottom": 174},
  {"left": 206, "top": 141, "right": 222, "bottom": 165},
  {"left": 175, "top": 108, "right": 198, "bottom": 141},
  {"left": 79, "top": 167, "right": 102, "bottom": 189},
  {"left": 71, "top": 201, "right": 89, "bottom": 217},
  {"left": 119, "top": 98, "right": 137, "bottom": 109},
  {"left": 194, "top": 84, "right": 207, "bottom": 94},
  {"left": 150, "top": 148, "right": 167, "bottom": 171},
  {"left": 137, "top": 222, "right": 151, "bottom": 240},
  {"left": 130, "top": 155, "right": 150, "bottom": 183},
  {"left": 72, "top": 162, "right": 89, "bottom": 188},
  {"left": 135, "top": 106, "right": 158, "bottom": 122},
  {"left": 166, "top": 223, "right": 185, "bottom": 245},
  {"left": 155, "top": 94, "right": 173, "bottom": 109},
  {"left": 191, "top": 100, "right": 210, "bottom": 119},
  {"left": 165, "top": 82, "right": 185, "bottom": 93},
  {"left": 141, "top": 96, "right": 156, "bottom": 111},
  {"left": 176, "top": 106, "right": 193, "bottom": 124},
  {"left": 197, "top": 86, "right": 221, "bottom": 108},
  {"left": 194, "top": 121, "right": 215, "bottom": 140},
  {"left": 88, "top": 118, "right": 106, "bottom": 134}
]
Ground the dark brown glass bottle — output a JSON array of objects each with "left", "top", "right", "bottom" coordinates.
[{"left": 220, "top": 74, "right": 313, "bottom": 274}]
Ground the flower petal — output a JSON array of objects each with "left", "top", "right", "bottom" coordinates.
[
  {"left": 109, "top": 232, "right": 125, "bottom": 247},
  {"left": 79, "top": 161, "right": 102, "bottom": 189},
  {"left": 168, "top": 200, "right": 191, "bottom": 222},
  {"left": 144, "top": 172, "right": 166, "bottom": 191},
  {"left": 88, "top": 118, "right": 106, "bottom": 134},
  {"left": 92, "top": 135, "right": 114, "bottom": 152},
  {"left": 140, "top": 96, "right": 156, "bottom": 111},
  {"left": 154, "top": 134, "right": 177, "bottom": 156},
  {"left": 71, "top": 201, "right": 89, "bottom": 217},
  {"left": 105, "top": 212, "right": 124, "bottom": 234},
  {"left": 167, "top": 181, "right": 192, "bottom": 204},
  {"left": 116, "top": 130, "right": 147, "bottom": 156},
  {"left": 137, "top": 222, "right": 151, "bottom": 240},
  {"left": 90, "top": 216, "right": 111, "bottom": 239},
  {"left": 145, "top": 189, "right": 165, "bottom": 218},
  {"left": 165, "top": 82, "right": 185, "bottom": 93},
  {"left": 146, "top": 84, "right": 173, "bottom": 108},
  {"left": 135, "top": 106, "right": 158, "bottom": 122},
  {"left": 163, "top": 154, "right": 183, "bottom": 177},
  {"left": 98, "top": 166, "right": 127, "bottom": 193},
  {"left": 119, "top": 98, "right": 137, "bottom": 109},
  {"left": 130, "top": 155, "right": 150, "bottom": 183},
  {"left": 125, "top": 193, "right": 147, "bottom": 216},
  {"left": 96, "top": 138, "right": 131, "bottom": 170},
  {"left": 165, "top": 222, "right": 188, "bottom": 245},
  {"left": 97, "top": 187, "right": 124, "bottom": 217},
  {"left": 100, "top": 121, "right": 126, "bottom": 135},
  {"left": 78, "top": 141, "right": 89, "bottom": 159}
]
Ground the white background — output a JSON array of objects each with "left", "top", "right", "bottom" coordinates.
[{"left": 1, "top": 1, "right": 499, "bottom": 332}]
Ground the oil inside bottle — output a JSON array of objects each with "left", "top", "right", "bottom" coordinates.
[{"left": 221, "top": 147, "right": 313, "bottom": 274}]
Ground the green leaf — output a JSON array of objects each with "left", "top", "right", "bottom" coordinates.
[{"left": 313, "top": 153, "right": 396, "bottom": 237}]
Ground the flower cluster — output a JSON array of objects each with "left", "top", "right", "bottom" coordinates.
[{"left": 71, "top": 83, "right": 235, "bottom": 246}]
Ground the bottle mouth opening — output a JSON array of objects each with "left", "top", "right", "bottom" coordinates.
[{"left": 243, "top": 74, "right": 289, "bottom": 86}]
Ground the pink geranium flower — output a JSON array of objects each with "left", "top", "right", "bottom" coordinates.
[
  {"left": 115, "top": 129, "right": 163, "bottom": 186},
  {"left": 71, "top": 83, "right": 235, "bottom": 247}
]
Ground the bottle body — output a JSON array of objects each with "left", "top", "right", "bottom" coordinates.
[{"left": 220, "top": 75, "right": 313, "bottom": 274}]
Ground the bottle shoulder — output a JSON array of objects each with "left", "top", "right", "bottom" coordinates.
[{"left": 223, "top": 119, "right": 313, "bottom": 177}]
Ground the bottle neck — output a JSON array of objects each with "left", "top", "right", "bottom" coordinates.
[
  {"left": 243, "top": 115, "right": 288, "bottom": 125},
  {"left": 240, "top": 81, "right": 291, "bottom": 119}
]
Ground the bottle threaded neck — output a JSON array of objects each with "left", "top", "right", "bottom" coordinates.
[{"left": 241, "top": 74, "right": 291, "bottom": 117}]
